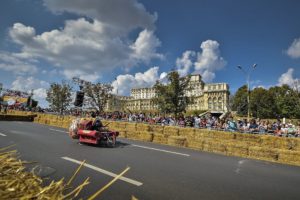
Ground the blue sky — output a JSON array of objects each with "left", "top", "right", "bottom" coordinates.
[{"left": 0, "top": 0, "right": 300, "bottom": 107}]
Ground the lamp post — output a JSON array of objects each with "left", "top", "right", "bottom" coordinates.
[{"left": 237, "top": 64, "right": 257, "bottom": 121}]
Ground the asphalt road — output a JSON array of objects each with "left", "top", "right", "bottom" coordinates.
[{"left": 0, "top": 121, "right": 300, "bottom": 200}]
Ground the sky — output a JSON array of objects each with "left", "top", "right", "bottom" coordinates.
[{"left": 0, "top": 0, "right": 300, "bottom": 107}]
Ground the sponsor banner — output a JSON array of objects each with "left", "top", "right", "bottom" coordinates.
[{"left": 3, "top": 96, "right": 28, "bottom": 104}]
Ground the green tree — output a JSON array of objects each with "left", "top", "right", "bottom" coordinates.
[
  {"left": 250, "top": 87, "right": 276, "bottom": 118},
  {"left": 152, "top": 71, "right": 191, "bottom": 118},
  {"left": 232, "top": 85, "right": 248, "bottom": 116},
  {"left": 46, "top": 81, "right": 72, "bottom": 114},
  {"left": 83, "top": 83, "right": 113, "bottom": 112},
  {"left": 269, "top": 84, "right": 300, "bottom": 118}
]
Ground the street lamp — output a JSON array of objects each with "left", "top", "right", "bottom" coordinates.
[{"left": 237, "top": 64, "right": 257, "bottom": 121}]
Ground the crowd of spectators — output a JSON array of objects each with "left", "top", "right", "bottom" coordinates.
[
  {"left": 99, "top": 111, "right": 300, "bottom": 137},
  {"left": 3, "top": 106, "right": 300, "bottom": 137}
]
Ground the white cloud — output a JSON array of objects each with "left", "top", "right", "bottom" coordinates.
[
  {"left": 112, "top": 66, "right": 163, "bottom": 95},
  {"left": 286, "top": 38, "right": 300, "bottom": 59},
  {"left": 130, "top": 29, "right": 163, "bottom": 65},
  {"left": 7, "top": 0, "right": 162, "bottom": 81},
  {"left": 11, "top": 76, "right": 50, "bottom": 103},
  {"left": 278, "top": 68, "right": 299, "bottom": 89},
  {"left": 173, "top": 40, "right": 226, "bottom": 82},
  {"left": 9, "top": 17, "right": 162, "bottom": 80},
  {"left": 176, "top": 51, "right": 196, "bottom": 77},
  {"left": 43, "top": 0, "right": 157, "bottom": 32},
  {"left": 194, "top": 40, "right": 226, "bottom": 82},
  {"left": 0, "top": 52, "right": 38, "bottom": 75}
]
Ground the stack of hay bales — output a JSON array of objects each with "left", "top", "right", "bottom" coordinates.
[
  {"left": 151, "top": 125, "right": 168, "bottom": 144},
  {"left": 178, "top": 127, "right": 195, "bottom": 147},
  {"left": 125, "top": 123, "right": 138, "bottom": 140},
  {"left": 278, "top": 150, "right": 300, "bottom": 166},
  {"left": 167, "top": 136, "right": 187, "bottom": 147},
  {"left": 108, "top": 121, "right": 127, "bottom": 138},
  {"left": 226, "top": 142, "right": 249, "bottom": 157},
  {"left": 248, "top": 146, "right": 279, "bottom": 162},
  {"left": 136, "top": 123, "right": 153, "bottom": 142}
]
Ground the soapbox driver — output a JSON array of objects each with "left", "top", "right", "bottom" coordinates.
[{"left": 69, "top": 118, "right": 119, "bottom": 147}]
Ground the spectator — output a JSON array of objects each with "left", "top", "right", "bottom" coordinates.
[{"left": 249, "top": 118, "right": 259, "bottom": 133}]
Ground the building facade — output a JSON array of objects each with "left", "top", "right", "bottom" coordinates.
[{"left": 105, "top": 74, "right": 230, "bottom": 113}]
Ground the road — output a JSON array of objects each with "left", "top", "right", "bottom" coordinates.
[{"left": 0, "top": 121, "right": 300, "bottom": 200}]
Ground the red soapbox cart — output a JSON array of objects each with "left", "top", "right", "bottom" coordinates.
[{"left": 69, "top": 118, "right": 119, "bottom": 147}]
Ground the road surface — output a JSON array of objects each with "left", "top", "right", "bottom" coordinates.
[{"left": 0, "top": 121, "right": 299, "bottom": 200}]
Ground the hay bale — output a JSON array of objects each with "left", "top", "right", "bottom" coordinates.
[
  {"left": 226, "top": 142, "right": 249, "bottom": 157},
  {"left": 150, "top": 125, "right": 164, "bottom": 134},
  {"left": 248, "top": 146, "right": 279, "bottom": 161},
  {"left": 202, "top": 139, "right": 227, "bottom": 154},
  {"left": 235, "top": 133, "right": 262, "bottom": 145},
  {"left": 153, "top": 133, "right": 168, "bottom": 144},
  {"left": 194, "top": 129, "right": 212, "bottom": 139},
  {"left": 139, "top": 131, "right": 154, "bottom": 142},
  {"left": 178, "top": 127, "right": 195, "bottom": 138},
  {"left": 118, "top": 131, "right": 127, "bottom": 138},
  {"left": 126, "top": 130, "right": 140, "bottom": 140},
  {"left": 163, "top": 126, "right": 179, "bottom": 136},
  {"left": 210, "top": 131, "right": 235, "bottom": 140},
  {"left": 187, "top": 139, "right": 204, "bottom": 150},
  {"left": 167, "top": 136, "right": 187, "bottom": 147},
  {"left": 136, "top": 123, "right": 150, "bottom": 132},
  {"left": 125, "top": 123, "right": 137, "bottom": 132},
  {"left": 261, "top": 136, "right": 291, "bottom": 150},
  {"left": 278, "top": 150, "right": 300, "bottom": 166},
  {"left": 117, "top": 122, "right": 127, "bottom": 130}
]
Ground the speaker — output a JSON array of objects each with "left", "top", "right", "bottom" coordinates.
[{"left": 74, "top": 91, "right": 84, "bottom": 107}]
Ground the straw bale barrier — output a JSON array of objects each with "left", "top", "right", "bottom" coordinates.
[
  {"left": 163, "top": 126, "right": 179, "bottom": 136},
  {"left": 278, "top": 150, "right": 300, "bottom": 165},
  {"left": 118, "top": 131, "right": 127, "bottom": 138},
  {"left": 125, "top": 123, "right": 137, "bottom": 132},
  {"left": 139, "top": 131, "right": 154, "bottom": 142},
  {"left": 248, "top": 146, "right": 279, "bottom": 162},
  {"left": 187, "top": 139, "right": 204, "bottom": 150},
  {"left": 150, "top": 125, "right": 164, "bottom": 134},
  {"left": 167, "top": 136, "right": 186, "bottom": 147},
  {"left": 152, "top": 133, "right": 168, "bottom": 144},
  {"left": 235, "top": 133, "right": 262, "bottom": 145},
  {"left": 126, "top": 130, "right": 140, "bottom": 140},
  {"left": 202, "top": 139, "right": 227, "bottom": 154},
  {"left": 226, "top": 142, "right": 249, "bottom": 157},
  {"left": 136, "top": 123, "right": 150, "bottom": 132},
  {"left": 27, "top": 114, "right": 300, "bottom": 166},
  {"left": 0, "top": 114, "right": 36, "bottom": 121}
]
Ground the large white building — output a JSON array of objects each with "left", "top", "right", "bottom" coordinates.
[{"left": 106, "top": 74, "right": 230, "bottom": 113}]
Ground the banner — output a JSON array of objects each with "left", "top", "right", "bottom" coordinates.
[{"left": 3, "top": 96, "right": 28, "bottom": 104}]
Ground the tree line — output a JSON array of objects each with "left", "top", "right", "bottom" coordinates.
[{"left": 231, "top": 84, "right": 300, "bottom": 119}]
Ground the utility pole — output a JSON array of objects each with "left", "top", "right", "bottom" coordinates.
[{"left": 237, "top": 64, "right": 257, "bottom": 121}]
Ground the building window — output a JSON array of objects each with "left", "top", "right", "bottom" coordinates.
[
  {"left": 213, "top": 97, "right": 217, "bottom": 110},
  {"left": 208, "top": 97, "right": 212, "bottom": 109},
  {"left": 218, "top": 97, "right": 223, "bottom": 110}
]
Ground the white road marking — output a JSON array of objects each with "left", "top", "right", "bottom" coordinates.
[
  {"left": 0, "top": 132, "right": 7, "bottom": 137},
  {"left": 49, "top": 128, "right": 68, "bottom": 133},
  {"left": 131, "top": 144, "right": 190, "bottom": 157},
  {"left": 62, "top": 157, "right": 143, "bottom": 187}
]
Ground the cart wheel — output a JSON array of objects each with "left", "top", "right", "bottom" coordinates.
[{"left": 107, "top": 136, "right": 116, "bottom": 147}]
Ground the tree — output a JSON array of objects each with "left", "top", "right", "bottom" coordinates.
[
  {"left": 46, "top": 81, "right": 72, "bottom": 114},
  {"left": 83, "top": 83, "right": 113, "bottom": 112},
  {"left": 231, "top": 85, "right": 248, "bottom": 116},
  {"left": 152, "top": 71, "right": 191, "bottom": 118},
  {"left": 250, "top": 87, "right": 276, "bottom": 118},
  {"left": 73, "top": 77, "right": 113, "bottom": 112}
]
